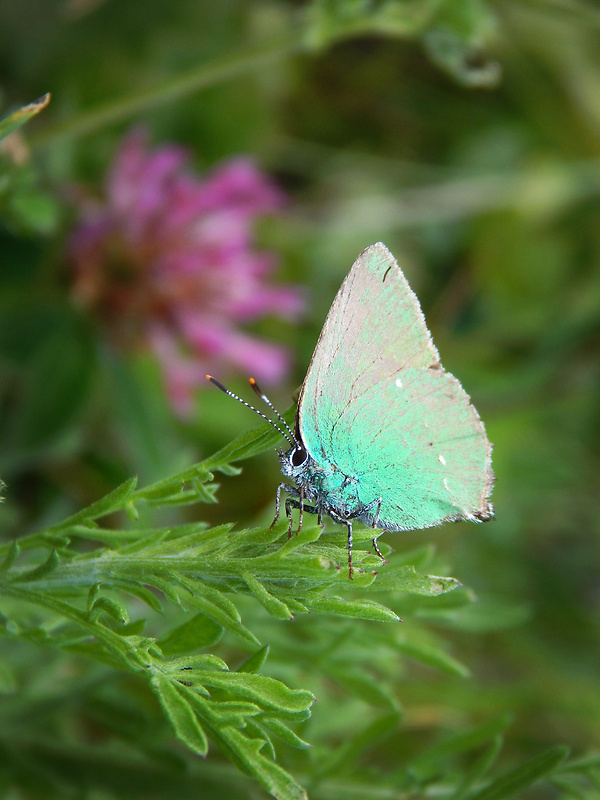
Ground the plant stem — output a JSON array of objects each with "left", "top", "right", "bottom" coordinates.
[{"left": 31, "top": 30, "right": 305, "bottom": 148}]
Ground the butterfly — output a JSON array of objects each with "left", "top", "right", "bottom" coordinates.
[{"left": 208, "top": 243, "right": 494, "bottom": 578}]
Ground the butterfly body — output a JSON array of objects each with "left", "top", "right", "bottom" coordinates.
[{"left": 278, "top": 448, "right": 373, "bottom": 525}]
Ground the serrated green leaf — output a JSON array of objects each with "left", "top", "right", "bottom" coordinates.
[
  {"left": 260, "top": 716, "right": 313, "bottom": 750},
  {"left": 243, "top": 572, "right": 292, "bottom": 619},
  {"left": 191, "top": 479, "right": 220, "bottom": 504},
  {"left": 159, "top": 613, "right": 223, "bottom": 656},
  {"left": 124, "top": 501, "right": 139, "bottom": 521},
  {"left": 284, "top": 598, "right": 310, "bottom": 615},
  {"left": 308, "top": 596, "right": 399, "bottom": 622},
  {"left": 150, "top": 576, "right": 183, "bottom": 608},
  {"left": 144, "top": 490, "right": 200, "bottom": 507},
  {"left": 373, "top": 564, "right": 461, "bottom": 595},
  {"left": 87, "top": 582, "right": 101, "bottom": 611},
  {"left": 177, "top": 577, "right": 242, "bottom": 623},
  {"left": 12, "top": 548, "right": 59, "bottom": 582},
  {"left": 237, "top": 645, "right": 270, "bottom": 674},
  {"left": 469, "top": 745, "right": 569, "bottom": 800},
  {"left": 48, "top": 477, "right": 138, "bottom": 533},
  {"left": 0, "top": 93, "right": 51, "bottom": 142},
  {"left": 132, "top": 467, "right": 213, "bottom": 501},
  {"left": 151, "top": 673, "right": 208, "bottom": 757},
  {"left": 274, "top": 524, "right": 324, "bottom": 557},
  {"left": 169, "top": 654, "right": 229, "bottom": 673},
  {"left": 144, "top": 484, "right": 220, "bottom": 507},
  {"left": 181, "top": 587, "right": 260, "bottom": 647},
  {"left": 117, "top": 582, "right": 163, "bottom": 613},
  {"left": 216, "top": 463, "right": 242, "bottom": 476},
  {"left": 89, "top": 596, "right": 129, "bottom": 624},
  {"left": 198, "top": 699, "right": 263, "bottom": 726},
  {"left": 194, "top": 672, "right": 315, "bottom": 716},
  {"left": 235, "top": 523, "right": 286, "bottom": 547},
  {"left": 134, "top": 478, "right": 194, "bottom": 501},
  {"left": 216, "top": 725, "right": 308, "bottom": 800}
]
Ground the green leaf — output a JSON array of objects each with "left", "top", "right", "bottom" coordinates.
[
  {"left": 89, "top": 596, "right": 129, "bottom": 624},
  {"left": 12, "top": 548, "right": 59, "bottom": 582},
  {"left": 0, "top": 94, "right": 50, "bottom": 142},
  {"left": 259, "top": 717, "right": 312, "bottom": 750},
  {"left": 237, "top": 645, "right": 270, "bottom": 674},
  {"left": 243, "top": 572, "right": 293, "bottom": 619},
  {"left": 49, "top": 477, "right": 139, "bottom": 532},
  {"left": 372, "top": 565, "right": 462, "bottom": 595},
  {"left": 174, "top": 578, "right": 260, "bottom": 647},
  {"left": 159, "top": 613, "right": 223, "bottom": 656},
  {"left": 200, "top": 700, "right": 263, "bottom": 726},
  {"left": 151, "top": 673, "right": 208, "bottom": 757},
  {"left": 216, "top": 726, "right": 308, "bottom": 800},
  {"left": 470, "top": 746, "right": 570, "bottom": 800},
  {"left": 87, "top": 582, "right": 101, "bottom": 610},
  {"left": 193, "top": 672, "right": 315, "bottom": 716},
  {"left": 308, "top": 596, "right": 400, "bottom": 622},
  {"left": 116, "top": 582, "right": 164, "bottom": 613}
]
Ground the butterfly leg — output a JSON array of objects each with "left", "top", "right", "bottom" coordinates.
[
  {"left": 270, "top": 483, "right": 285, "bottom": 529},
  {"left": 272, "top": 483, "right": 300, "bottom": 537},
  {"left": 370, "top": 499, "right": 387, "bottom": 564},
  {"left": 346, "top": 521, "right": 354, "bottom": 580},
  {"left": 328, "top": 510, "right": 355, "bottom": 579},
  {"left": 372, "top": 535, "right": 386, "bottom": 561},
  {"left": 362, "top": 496, "right": 382, "bottom": 528},
  {"left": 296, "top": 486, "right": 305, "bottom": 534},
  {"left": 284, "top": 496, "right": 296, "bottom": 538},
  {"left": 283, "top": 494, "right": 318, "bottom": 538}
]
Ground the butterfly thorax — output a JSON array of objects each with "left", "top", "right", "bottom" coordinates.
[{"left": 279, "top": 444, "right": 364, "bottom": 521}]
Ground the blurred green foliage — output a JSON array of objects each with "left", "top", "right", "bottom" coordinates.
[{"left": 1, "top": 0, "right": 600, "bottom": 798}]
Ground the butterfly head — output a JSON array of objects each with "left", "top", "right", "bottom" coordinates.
[{"left": 278, "top": 443, "right": 311, "bottom": 480}]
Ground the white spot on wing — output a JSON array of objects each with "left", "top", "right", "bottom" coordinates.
[
  {"left": 395, "top": 377, "right": 403, "bottom": 389},
  {"left": 443, "top": 478, "right": 451, "bottom": 494},
  {"left": 438, "top": 454, "right": 446, "bottom": 466}
]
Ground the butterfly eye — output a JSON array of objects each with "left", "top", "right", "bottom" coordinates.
[{"left": 290, "top": 446, "right": 308, "bottom": 468}]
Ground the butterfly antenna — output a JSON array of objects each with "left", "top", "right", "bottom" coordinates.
[
  {"left": 205, "top": 375, "right": 294, "bottom": 447},
  {"left": 249, "top": 377, "right": 299, "bottom": 447}
]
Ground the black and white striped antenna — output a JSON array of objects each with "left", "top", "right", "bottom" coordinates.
[{"left": 205, "top": 375, "right": 298, "bottom": 448}]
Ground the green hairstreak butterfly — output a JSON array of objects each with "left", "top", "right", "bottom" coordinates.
[{"left": 208, "top": 243, "right": 494, "bottom": 578}]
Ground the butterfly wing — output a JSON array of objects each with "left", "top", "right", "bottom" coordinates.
[{"left": 298, "top": 243, "right": 493, "bottom": 530}]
